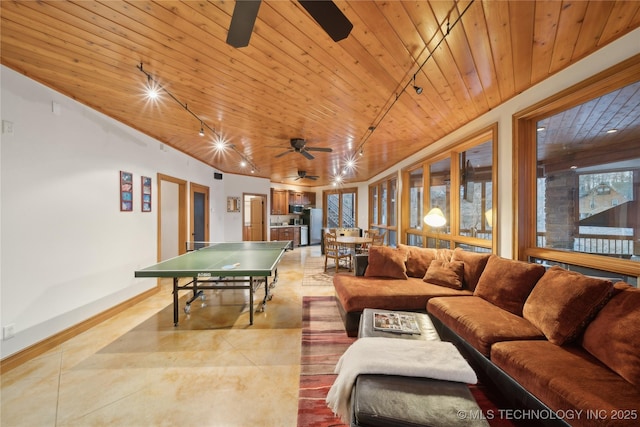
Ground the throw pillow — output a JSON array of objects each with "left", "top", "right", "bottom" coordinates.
[
  {"left": 582, "top": 283, "right": 640, "bottom": 387},
  {"left": 451, "top": 248, "right": 491, "bottom": 291},
  {"left": 423, "top": 260, "right": 464, "bottom": 289},
  {"left": 364, "top": 245, "right": 408, "bottom": 279},
  {"left": 522, "top": 266, "right": 613, "bottom": 345},
  {"left": 398, "top": 244, "right": 437, "bottom": 278},
  {"left": 474, "top": 255, "right": 546, "bottom": 316}
]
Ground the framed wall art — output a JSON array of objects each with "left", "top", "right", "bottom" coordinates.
[
  {"left": 141, "top": 176, "right": 152, "bottom": 212},
  {"left": 120, "top": 171, "right": 133, "bottom": 211},
  {"left": 227, "top": 196, "right": 241, "bottom": 212}
]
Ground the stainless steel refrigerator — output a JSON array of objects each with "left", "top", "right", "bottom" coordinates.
[{"left": 302, "top": 208, "right": 322, "bottom": 245}]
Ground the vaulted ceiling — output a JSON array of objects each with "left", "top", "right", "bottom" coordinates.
[{"left": 2, "top": 1, "right": 639, "bottom": 187}]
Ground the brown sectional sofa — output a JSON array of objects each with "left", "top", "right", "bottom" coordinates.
[
  {"left": 333, "top": 245, "right": 487, "bottom": 337},
  {"left": 333, "top": 245, "right": 640, "bottom": 426}
]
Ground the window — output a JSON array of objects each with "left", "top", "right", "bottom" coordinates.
[
  {"left": 459, "top": 140, "right": 493, "bottom": 241},
  {"left": 325, "top": 188, "right": 357, "bottom": 228},
  {"left": 515, "top": 58, "right": 639, "bottom": 286},
  {"left": 368, "top": 175, "right": 398, "bottom": 246},
  {"left": 428, "top": 158, "right": 451, "bottom": 248},
  {"left": 407, "top": 167, "right": 424, "bottom": 230},
  {"left": 402, "top": 125, "right": 496, "bottom": 252}
]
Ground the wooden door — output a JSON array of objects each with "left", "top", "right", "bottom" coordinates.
[{"left": 250, "top": 197, "right": 264, "bottom": 241}]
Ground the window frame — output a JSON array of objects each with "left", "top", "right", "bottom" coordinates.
[
  {"left": 514, "top": 55, "right": 640, "bottom": 280},
  {"left": 323, "top": 187, "right": 358, "bottom": 229},
  {"left": 401, "top": 124, "right": 498, "bottom": 252},
  {"left": 368, "top": 174, "right": 398, "bottom": 246}
]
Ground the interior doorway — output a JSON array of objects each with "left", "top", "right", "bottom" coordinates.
[
  {"left": 243, "top": 193, "right": 267, "bottom": 241},
  {"left": 157, "top": 173, "right": 187, "bottom": 261},
  {"left": 190, "top": 182, "right": 210, "bottom": 247}
]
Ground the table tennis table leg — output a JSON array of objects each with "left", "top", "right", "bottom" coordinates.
[
  {"left": 173, "top": 277, "right": 179, "bottom": 326},
  {"left": 249, "top": 277, "right": 254, "bottom": 325}
]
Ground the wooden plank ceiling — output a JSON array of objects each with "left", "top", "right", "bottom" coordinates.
[{"left": 2, "top": 1, "right": 639, "bottom": 187}]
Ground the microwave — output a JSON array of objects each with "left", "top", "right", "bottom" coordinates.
[{"left": 289, "top": 204, "right": 304, "bottom": 214}]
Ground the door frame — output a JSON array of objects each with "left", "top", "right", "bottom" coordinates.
[
  {"left": 190, "top": 182, "right": 210, "bottom": 244},
  {"left": 243, "top": 192, "right": 267, "bottom": 241},
  {"left": 157, "top": 173, "right": 188, "bottom": 261}
]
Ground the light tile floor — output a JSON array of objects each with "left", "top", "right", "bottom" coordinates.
[{"left": 1, "top": 245, "right": 337, "bottom": 427}]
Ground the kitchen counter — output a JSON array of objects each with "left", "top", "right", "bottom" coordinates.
[{"left": 269, "top": 224, "right": 305, "bottom": 228}]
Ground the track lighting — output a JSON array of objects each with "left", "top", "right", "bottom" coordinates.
[
  {"left": 137, "top": 63, "right": 258, "bottom": 173},
  {"left": 353, "top": 2, "right": 474, "bottom": 162},
  {"left": 412, "top": 74, "right": 423, "bottom": 95}
]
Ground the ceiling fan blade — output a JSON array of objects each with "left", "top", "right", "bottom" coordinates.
[
  {"left": 305, "top": 146, "right": 333, "bottom": 152},
  {"left": 226, "top": 0, "right": 262, "bottom": 48},
  {"left": 298, "top": 1, "right": 353, "bottom": 42},
  {"left": 308, "top": 176, "right": 319, "bottom": 180},
  {"left": 301, "top": 150, "right": 315, "bottom": 160},
  {"left": 275, "top": 150, "right": 292, "bottom": 158}
]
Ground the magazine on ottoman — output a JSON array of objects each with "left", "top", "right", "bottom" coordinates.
[{"left": 373, "top": 311, "right": 421, "bottom": 334}]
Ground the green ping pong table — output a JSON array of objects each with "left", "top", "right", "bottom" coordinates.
[{"left": 134, "top": 241, "right": 293, "bottom": 326}]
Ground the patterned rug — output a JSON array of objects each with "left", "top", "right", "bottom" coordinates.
[
  {"left": 297, "top": 296, "right": 355, "bottom": 426},
  {"left": 297, "top": 296, "right": 522, "bottom": 427},
  {"left": 302, "top": 256, "right": 338, "bottom": 286}
]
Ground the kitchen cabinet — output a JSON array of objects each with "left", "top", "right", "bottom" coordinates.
[
  {"left": 288, "top": 190, "right": 316, "bottom": 206},
  {"left": 305, "top": 191, "right": 316, "bottom": 206},
  {"left": 270, "top": 226, "right": 301, "bottom": 247},
  {"left": 270, "top": 189, "right": 288, "bottom": 215}
]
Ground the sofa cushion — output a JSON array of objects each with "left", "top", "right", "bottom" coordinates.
[
  {"left": 427, "top": 296, "right": 544, "bottom": 356},
  {"left": 473, "top": 255, "right": 546, "bottom": 316},
  {"left": 423, "top": 260, "right": 464, "bottom": 289},
  {"left": 399, "top": 244, "right": 437, "bottom": 278},
  {"left": 450, "top": 248, "right": 491, "bottom": 291},
  {"left": 522, "top": 266, "right": 613, "bottom": 345},
  {"left": 492, "top": 340, "right": 640, "bottom": 425},
  {"left": 582, "top": 283, "right": 640, "bottom": 387},
  {"left": 334, "top": 274, "right": 472, "bottom": 313},
  {"left": 364, "top": 246, "right": 408, "bottom": 279}
]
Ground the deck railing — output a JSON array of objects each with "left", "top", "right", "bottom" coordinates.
[{"left": 537, "top": 233, "right": 635, "bottom": 256}]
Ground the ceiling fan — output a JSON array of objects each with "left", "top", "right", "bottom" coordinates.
[
  {"left": 289, "top": 170, "right": 319, "bottom": 181},
  {"left": 274, "top": 138, "right": 333, "bottom": 160},
  {"left": 226, "top": 0, "right": 353, "bottom": 48}
]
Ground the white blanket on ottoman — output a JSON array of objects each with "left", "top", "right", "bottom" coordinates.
[{"left": 326, "top": 337, "right": 478, "bottom": 422}]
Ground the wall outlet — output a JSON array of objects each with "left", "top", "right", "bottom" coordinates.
[{"left": 3, "top": 324, "right": 15, "bottom": 340}]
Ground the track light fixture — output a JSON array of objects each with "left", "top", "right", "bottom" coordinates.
[
  {"left": 352, "top": 0, "right": 475, "bottom": 161},
  {"left": 412, "top": 74, "right": 423, "bottom": 95},
  {"left": 137, "top": 63, "right": 258, "bottom": 173}
]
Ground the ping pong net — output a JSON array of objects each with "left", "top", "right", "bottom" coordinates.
[{"left": 185, "top": 241, "right": 293, "bottom": 252}]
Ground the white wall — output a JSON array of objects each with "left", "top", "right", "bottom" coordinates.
[{"left": 0, "top": 67, "right": 266, "bottom": 358}]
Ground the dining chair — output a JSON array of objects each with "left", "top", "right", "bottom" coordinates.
[
  {"left": 324, "top": 232, "right": 352, "bottom": 272},
  {"left": 371, "top": 231, "right": 386, "bottom": 246}
]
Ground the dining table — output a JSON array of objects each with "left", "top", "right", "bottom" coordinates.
[{"left": 335, "top": 235, "right": 373, "bottom": 253}]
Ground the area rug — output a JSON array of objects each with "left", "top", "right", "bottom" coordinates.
[
  {"left": 297, "top": 296, "right": 523, "bottom": 427},
  {"left": 297, "top": 296, "right": 355, "bottom": 426},
  {"left": 302, "top": 256, "right": 337, "bottom": 286}
]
